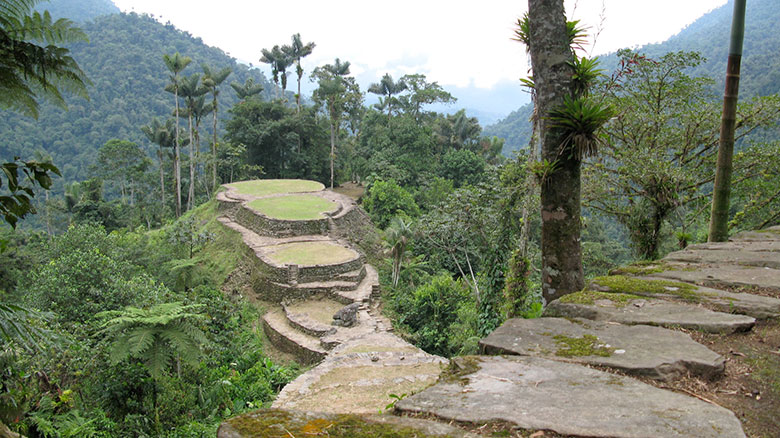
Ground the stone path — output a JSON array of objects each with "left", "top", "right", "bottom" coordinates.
[
  {"left": 215, "top": 181, "right": 446, "bottom": 419},
  {"left": 397, "top": 227, "right": 780, "bottom": 437},
  {"left": 218, "top": 184, "right": 779, "bottom": 437}
]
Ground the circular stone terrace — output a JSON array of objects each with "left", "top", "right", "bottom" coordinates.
[{"left": 264, "top": 241, "right": 359, "bottom": 267}]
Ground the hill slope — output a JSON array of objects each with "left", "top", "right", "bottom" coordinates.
[
  {"left": 485, "top": 0, "right": 780, "bottom": 153},
  {"left": 38, "top": 0, "right": 120, "bottom": 22},
  {"left": 0, "top": 10, "right": 274, "bottom": 184}
]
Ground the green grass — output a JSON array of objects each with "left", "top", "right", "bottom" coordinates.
[
  {"left": 552, "top": 334, "right": 614, "bottom": 358},
  {"left": 225, "top": 179, "right": 324, "bottom": 197},
  {"left": 247, "top": 194, "right": 338, "bottom": 220},
  {"left": 558, "top": 290, "right": 645, "bottom": 307},
  {"left": 266, "top": 242, "right": 358, "bottom": 266}
]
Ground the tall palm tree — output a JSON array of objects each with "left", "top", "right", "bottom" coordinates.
[
  {"left": 709, "top": 0, "right": 747, "bottom": 242},
  {"left": 230, "top": 77, "right": 264, "bottom": 101},
  {"left": 202, "top": 65, "right": 231, "bottom": 191},
  {"left": 162, "top": 52, "right": 192, "bottom": 217},
  {"left": 189, "top": 95, "right": 213, "bottom": 196},
  {"left": 368, "top": 73, "right": 407, "bottom": 116},
  {"left": 175, "top": 73, "right": 208, "bottom": 211},
  {"left": 312, "top": 58, "right": 354, "bottom": 189},
  {"left": 284, "top": 33, "right": 316, "bottom": 113}
]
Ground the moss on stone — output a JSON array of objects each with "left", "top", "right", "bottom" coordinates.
[
  {"left": 609, "top": 261, "right": 670, "bottom": 276},
  {"left": 440, "top": 356, "right": 482, "bottom": 386},
  {"left": 558, "top": 290, "right": 644, "bottom": 307},
  {"left": 226, "top": 409, "right": 459, "bottom": 437},
  {"left": 552, "top": 334, "right": 614, "bottom": 358},
  {"left": 592, "top": 275, "right": 705, "bottom": 303}
]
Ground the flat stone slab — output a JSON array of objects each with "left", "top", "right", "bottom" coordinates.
[
  {"left": 273, "top": 332, "right": 447, "bottom": 414},
  {"left": 591, "top": 276, "right": 780, "bottom": 319},
  {"left": 396, "top": 356, "right": 746, "bottom": 438},
  {"left": 480, "top": 318, "right": 724, "bottom": 381},
  {"left": 545, "top": 296, "right": 755, "bottom": 334},
  {"left": 730, "top": 226, "right": 780, "bottom": 242},
  {"left": 665, "top": 246, "right": 780, "bottom": 269},
  {"left": 650, "top": 263, "right": 780, "bottom": 293},
  {"left": 219, "top": 408, "right": 480, "bottom": 438}
]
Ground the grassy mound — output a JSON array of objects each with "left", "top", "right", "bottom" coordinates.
[
  {"left": 266, "top": 241, "right": 358, "bottom": 266},
  {"left": 226, "top": 179, "right": 324, "bottom": 197},
  {"left": 248, "top": 194, "right": 338, "bottom": 220}
]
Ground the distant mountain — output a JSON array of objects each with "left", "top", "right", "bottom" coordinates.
[
  {"left": 0, "top": 8, "right": 274, "bottom": 184},
  {"left": 37, "top": 0, "right": 119, "bottom": 22},
  {"left": 485, "top": 0, "right": 780, "bottom": 154}
]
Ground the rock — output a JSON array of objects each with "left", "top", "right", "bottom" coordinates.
[
  {"left": 664, "top": 246, "right": 780, "bottom": 269},
  {"left": 332, "top": 302, "right": 361, "bottom": 327},
  {"left": 651, "top": 263, "right": 780, "bottom": 293},
  {"left": 591, "top": 275, "right": 780, "bottom": 319},
  {"left": 218, "top": 408, "right": 480, "bottom": 438},
  {"left": 395, "top": 356, "right": 747, "bottom": 438},
  {"left": 545, "top": 296, "right": 756, "bottom": 334},
  {"left": 479, "top": 318, "right": 725, "bottom": 381}
]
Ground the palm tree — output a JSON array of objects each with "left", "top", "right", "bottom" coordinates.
[
  {"left": 230, "top": 77, "right": 264, "bottom": 101},
  {"left": 709, "top": 0, "right": 747, "bottom": 242},
  {"left": 175, "top": 73, "right": 208, "bottom": 211},
  {"left": 385, "top": 217, "right": 411, "bottom": 287},
  {"left": 260, "top": 45, "right": 291, "bottom": 100},
  {"left": 311, "top": 58, "right": 355, "bottom": 189},
  {"left": 368, "top": 73, "right": 407, "bottom": 116},
  {"left": 284, "top": 33, "right": 316, "bottom": 113},
  {"left": 99, "top": 302, "right": 207, "bottom": 431},
  {"left": 202, "top": 65, "right": 231, "bottom": 191},
  {"left": 141, "top": 118, "right": 176, "bottom": 209},
  {"left": 162, "top": 52, "right": 192, "bottom": 217},
  {"left": 189, "top": 95, "right": 213, "bottom": 197}
]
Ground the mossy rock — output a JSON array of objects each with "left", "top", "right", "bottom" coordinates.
[
  {"left": 552, "top": 334, "right": 614, "bottom": 358},
  {"left": 590, "top": 275, "right": 706, "bottom": 303},
  {"left": 219, "top": 408, "right": 478, "bottom": 438},
  {"left": 558, "top": 290, "right": 645, "bottom": 308}
]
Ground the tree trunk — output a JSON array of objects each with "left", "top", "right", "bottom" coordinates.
[
  {"left": 212, "top": 96, "right": 219, "bottom": 192},
  {"left": 174, "top": 87, "right": 182, "bottom": 217},
  {"left": 329, "top": 103, "right": 336, "bottom": 189},
  {"left": 159, "top": 147, "right": 165, "bottom": 208},
  {"left": 187, "top": 112, "right": 194, "bottom": 211},
  {"left": 709, "top": 0, "right": 746, "bottom": 242},
  {"left": 528, "top": 0, "right": 583, "bottom": 303}
]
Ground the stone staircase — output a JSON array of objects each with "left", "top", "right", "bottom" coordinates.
[
  {"left": 216, "top": 180, "right": 446, "bottom": 416},
  {"left": 395, "top": 226, "right": 780, "bottom": 437}
]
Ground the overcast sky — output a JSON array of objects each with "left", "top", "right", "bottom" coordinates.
[{"left": 111, "top": 0, "right": 728, "bottom": 96}]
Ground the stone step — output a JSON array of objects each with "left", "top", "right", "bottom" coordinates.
[
  {"left": 395, "top": 355, "right": 747, "bottom": 438},
  {"left": 332, "top": 264, "right": 378, "bottom": 304},
  {"left": 261, "top": 310, "right": 326, "bottom": 365},
  {"left": 545, "top": 293, "right": 755, "bottom": 334},
  {"left": 219, "top": 409, "right": 481, "bottom": 438},
  {"left": 334, "top": 266, "right": 367, "bottom": 283},
  {"left": 730, "top": 225, "right": 780, "bottom": 242},
  {"left": 665, "top": 245, "right": 780, "bottom": 269},
  {"left": 282, "top": 301, "right": 338, "bottom": 338},
  {"left": 480, "top": 317, "right": 725, "bottom": 381},
  {"left": 649, "top": 263, "right": 780, "bottom": 294},
  {"left": 590, "top": 275, "right": 780, "bottom": 319},
  {"left": 273, "top": 332, "right": 447, "bottom": 415}
]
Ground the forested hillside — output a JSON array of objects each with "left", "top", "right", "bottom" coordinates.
[
  {"left": 485, "top": 0, "right": 780, "bottom": 152},
  {"left": 0, "top": 11, "right": 274, "bottom": 184}
]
